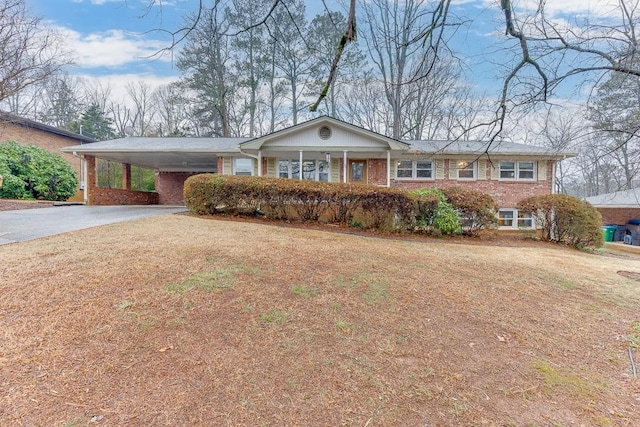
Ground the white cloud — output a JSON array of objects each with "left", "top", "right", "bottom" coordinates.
[
  {"left": 70, "top": 0, "right": 129, "bottom": 4},
  {"left": 55, "top": 26, "right": 172, "bottom": 68},
  {"left": 485, "top": 0, "right": 624, "bottom": 19},
  {"left": 77, "top": 72, "right": 178, "bottom": 104}
]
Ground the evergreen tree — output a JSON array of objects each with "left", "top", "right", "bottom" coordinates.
[{"left": 69, "top": 104, "right": 116, "bottom": 141}]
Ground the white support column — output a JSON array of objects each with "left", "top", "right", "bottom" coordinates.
[
  {"left": 258, "top": 150, "right": 263, "bottom": 176},
  {"left": 386, "top": 150, "right": 391, "bottom": 187},
  {"left": 343, "top": 150, "right": 348, "bottom": 183},
  {"left": 299, "top": 150, "right": 303, "bottom": 180},
  {"left": 82, "top": 157, "right": 88, "bottom": 204}
]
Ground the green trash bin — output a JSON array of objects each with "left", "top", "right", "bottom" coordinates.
[{"left": 602, "top": 225, "right": 616, "bottom": 242}]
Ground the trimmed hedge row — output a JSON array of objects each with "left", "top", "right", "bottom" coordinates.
[
  {"left": 184, "top": 174, "right": 436, "bottom": 231},
  {"left": 184, "top": 174, "right": 499, "bottom": 235},
  {"left": 517, "top": 194, "right": 603, "bottom": 248}
]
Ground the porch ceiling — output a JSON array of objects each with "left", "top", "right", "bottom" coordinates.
[{"left": 81, "top": 151, "right": 220, "bottom": 172}]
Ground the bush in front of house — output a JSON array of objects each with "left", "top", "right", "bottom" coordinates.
[
  {"left": 441, "top": 186, "right": 498, "bottom": 235},
  {"left": 517, "top": 194, "right": 603, "bottom": 248},
  {"left": 409, "top": 188, "right": 461, "bottom": 235},
  {"left": 183, "top": 175, "right": 504, "bottom": 236},
  {"left": 184, "top": 174, "right": 419, "bottom": 231},
  {"left": 0, "top": 140, "right": 78, "bottom": 201}
]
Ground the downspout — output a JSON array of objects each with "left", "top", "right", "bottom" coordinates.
[{"left": 237, "top": 148, "right": 261, "bottom": 176}]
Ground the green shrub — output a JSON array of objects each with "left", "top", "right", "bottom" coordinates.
[
  {"left": 517, "top": 194, "right": 603, "bottom": 248},
  {"left": 409, "top": 188, "right": 461, "bottom": 235},
  {"left": 0, "top": 140, "right": 77, "bottom": 201},
  {"left": 441, "top": 186, "right": 498, "bottom": 235}
]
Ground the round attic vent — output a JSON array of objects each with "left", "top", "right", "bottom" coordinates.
[{"left": 318, "top": 125, "right": 332, "bottom": 140}]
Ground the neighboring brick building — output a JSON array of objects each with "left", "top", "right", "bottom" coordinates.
[
  {"left": 63, "top": 116, "right": 575, "bottom": 229},
  {"left": 585, "top": 188, "right": 640, "bottom": 226},
  {"left": 0, "top": 111, "right": 96, "bottom": 201}
]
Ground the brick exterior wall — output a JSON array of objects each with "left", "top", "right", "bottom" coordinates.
[
  {"left": 368, "top": 159, "right": 387, "bottom": 186},
  {"left": 80, "top": 154, "right": 557, "bottom": 208},
  {"left": 156, "top": 172, "right": 200, "bottom": 205},
  {"left": 596, "top": 208, "right": 640, "bottom": 226},
  {"left": 391, "top": 179, "right": 552, "bottom": 208},
  {"left": 390, "top": 159, "right": 553, "bottom": 208},
  {"left": 0, "top": 120, "right": 89, "bottom": 201},
  {"left": 254, "top": 156, "right": 554, "bottom": 208}
]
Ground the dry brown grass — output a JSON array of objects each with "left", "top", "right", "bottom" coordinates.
[{"left": 1, "top": 212, "right": 640, "bottom": 426}]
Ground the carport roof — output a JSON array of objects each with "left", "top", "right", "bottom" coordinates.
[{"left": 62, "top": 136, "right": 249, "bottom": 172}]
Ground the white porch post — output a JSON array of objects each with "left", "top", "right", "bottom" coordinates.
[
  {"left": 299, "top": 150, "right": 303, "bottom": 180},
  {"left": 386, "top": 150, "right": 391, "bottom": 187},
  {"left": 258, "top": 150, "right": 262, "bottom": 176},
  {"left": 343, "top": 150, "right": 348, "bottom": 183},
  {"left": 82, "top": 157, "right": 88, "bottom": 204}
]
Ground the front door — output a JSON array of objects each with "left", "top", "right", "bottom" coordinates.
[{"left": 349, "top": 160, "right": 367, "bottom": 183}]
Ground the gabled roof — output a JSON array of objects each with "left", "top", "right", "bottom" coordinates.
[
  {"left": 585, "top": 188, "right": 640, "bottom": 208},
  {"left": 61, "top": 116, "right": 575, "bottom": 171},
  {"left": 240, "top": 116, "right": 411, "bottom": 152},
  {"left": 0, "top": 111, "right": 96, "bottom": 144}
]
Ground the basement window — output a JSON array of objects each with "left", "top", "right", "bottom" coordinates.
[{"left": 499, "top": 209, "right": 534, "bottom": 229}]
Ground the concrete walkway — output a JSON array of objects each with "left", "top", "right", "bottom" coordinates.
[{"left": 0, "top": 205, "right": 187, "bottom": 245}]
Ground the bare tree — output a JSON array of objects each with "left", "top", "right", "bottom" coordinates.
[
  {"left": 533, "top": 110, "right": 586, "bottom": 194},
  {"left": 38, "top": 74, "right": 86, "bottom": 129},
  {"left": 340, "top": 71, "right": 393, "bottom": 136},
  {"left": 362, "top": 0, "right": 456, "bottom": 139},
  {"left": 0, "top": 0, "right": 70, "bottom": 103},
  {"left": 267, "top": 0, "right": 314, "bottom": 125},
  {"left": 152, "top": 83, "right": 190, "bottom": 136},
  {"left": 125, "top": 81, "right": 156, "bottom": 136},
  {"left": 178, "top": 5, "right": 236, "bottom": 136},
  {"left": 227, "top": 0, "right": 271, "bottom": 137},
  {"left": 306, "top": 10, "right": 367, "bottom": 118}
]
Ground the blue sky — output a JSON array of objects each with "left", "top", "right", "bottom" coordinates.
[
  {"left": 25, "top": 0, "right": 621, "bottom": 102},
  {"left": 25, "top": 0, "right": 500, "bottom": 95}
]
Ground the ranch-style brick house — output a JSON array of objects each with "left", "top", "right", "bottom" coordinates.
[{"left": 62, "top": 116, "right": 575, "bottom": 229}]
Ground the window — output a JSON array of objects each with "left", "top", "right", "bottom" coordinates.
[
  {"left": 318, "top": 160, "right": 329, "bottom": 182},
  {"left": 278, "top": 160, "right": 290, "bottom": 178},
  {"left": 498, "top": 209, "right": 514, "bottom": 227},
  {"left": 499, "top": 161, "right": 535, "bottom": 180},
  {"left": 499, "top": 209, "right": 534, "bottom": 229},
  {"left": 395, "top": 160, "right": 433, "bottom": 180},
  {"left": 518, "top": 162, "right": 535, "bottom": 179},
  {"left": 233, "top": 158, "right": 253, "bottom": 176},
  {"left": 279, "top": 158, "right": 329, "bottom": 181},
  {"left": 457, "top": 160, "right": 475, "bottom": 179},
  {"left": 499, "top": 162, "right": 515, "bottom": 179}
]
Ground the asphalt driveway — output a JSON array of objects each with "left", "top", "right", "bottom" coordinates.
[{"left": 0, "top": 205, "right": 187, "bottom": 245}]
